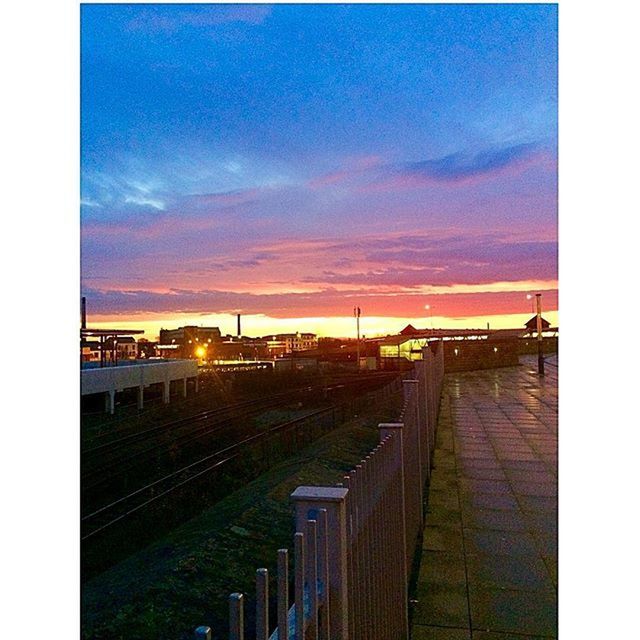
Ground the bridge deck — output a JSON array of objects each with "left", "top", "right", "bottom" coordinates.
[{"left": 412, "top": 355, "right": 558, "bottom": 639}]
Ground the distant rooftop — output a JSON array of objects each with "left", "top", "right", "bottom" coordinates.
[{"left": 81, "top": 328, "right": 145, "bottom": 337}]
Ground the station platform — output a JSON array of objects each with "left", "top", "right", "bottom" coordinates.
[
  {"left": 80, "top": 359, "right": 199, "bottom": 414},
  {"left": 412, "top": 356, "right": 558, "bottom": 639}
]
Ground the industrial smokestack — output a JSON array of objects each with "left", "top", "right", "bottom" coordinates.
[
  {"left": 237, "top": 313, "right": 241, "bottom": 337},
  {"left": 81, "top": 296, "right": 87, "bottom": 329}
]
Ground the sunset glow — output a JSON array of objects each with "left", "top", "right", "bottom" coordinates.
[{"left": 81, "top": 5, "right": 557, "bottom": 334}]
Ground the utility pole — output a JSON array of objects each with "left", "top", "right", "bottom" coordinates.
[
  {"left": 354, "top": 306, "right": 361, "bottom": 372},
  {"left": 536, "top": 293, "right": 545, "bottom": 376}
]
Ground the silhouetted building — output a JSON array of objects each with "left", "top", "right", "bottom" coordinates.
[
  {"left": 80, "top": 328, "right": 145, "bottom": 367},
  {"left": 524, "top": 315, "right": 551, "bottom": 333},
  {"left": 81, "top": 340, "right": 101, "bottom": 363},
  {"left": 158, "top": 325, "right": 222, "bottom": 359},
  {"left": 104, "top": 336, "right": 137, "bottom": 361},
  {"left": 262, "top": 332, "right": 318, "bottom": 356},
  {"left": 137, "top": 339, "right": 158, "bottom": 359}
]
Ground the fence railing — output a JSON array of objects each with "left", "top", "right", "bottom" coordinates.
[{"left": 196, "top": 341, "right": 445, "bottom": 640}]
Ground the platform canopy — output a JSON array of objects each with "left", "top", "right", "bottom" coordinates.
[{"left": 81, "top": 328, "right": 144, "bottom": 337}]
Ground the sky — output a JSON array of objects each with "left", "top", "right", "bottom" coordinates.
[{"left": 81, "top": 3, "right": 558, "bottom": 339}]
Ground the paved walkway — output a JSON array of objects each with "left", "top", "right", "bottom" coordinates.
[{"left": 412, "top": 356, "right": 558, "bottom": 640}]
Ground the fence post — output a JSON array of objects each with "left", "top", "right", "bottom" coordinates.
[
  {"left": 421, "top": 347, "right": 433, "bottom": 460},
  {"left": 291, "top": 486, "right": 350, "bottom": 640},
  {"left": 414, "top": 360, "right": 430, "bottom": 482},
  {"left": 256, "top": 568, "right": 269, "bottom": 640},
  {"left": 294, "top": 532, "right": 306, "bottom": 640},
  {"left": 378, "top": 423, "right": 410, "bottom": 639},
  {"left": 277, "top": 549, "right": 290, "bottom": 640},
  {"left": 402, "top": 379, "right": 423, "bottom": 503},
  {"left": 317, "top": 509, "right": 331, "bottom": 640},
  {"left": 422, "top": 347, "right": 437, "bottom": 461},
  {"left": 229, "top": 593, "right": 244, "bottom": 640}
]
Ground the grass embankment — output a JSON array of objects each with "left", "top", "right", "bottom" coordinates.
[{"left": 82, "top": 393, "right": 401, "bottom": 640}]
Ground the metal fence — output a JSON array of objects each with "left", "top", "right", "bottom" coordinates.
[{"left": 196, "top": 342, "right": 444, "bottom": 640}]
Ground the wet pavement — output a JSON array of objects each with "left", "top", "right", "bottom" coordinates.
[{"left": 412, "top": 355, "right": 558, "bottom": 640}]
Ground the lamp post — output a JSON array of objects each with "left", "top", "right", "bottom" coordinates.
[
  {"left": 425, "top": 304, "right": 433, "bottom": 329},
  {"left": 354, "top": 306, "right": 361, "bottom": 371},
  {"left": 536, "top": 293, "right": 545, "bottom": 376},
  {"left": 526, "top": 294, "right": 534, "bottom": 314}
]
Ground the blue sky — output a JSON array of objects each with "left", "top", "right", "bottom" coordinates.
[{"left": 81, "top": 3, "right": 557, "bottom": 336}]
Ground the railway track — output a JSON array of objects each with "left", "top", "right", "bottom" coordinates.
[
  {"left": 80, "top": 400, "right": 299, "bottom": 504},
  {"left": 81, "top": 406, "right": 335, "bottom": 541},
  {"left": 82, "top": 373, "right": 397, "bottom": 490},
  {"left": 81, "top": 372, "right": 403, "bottom": 578},
  {"left": 81, "top": 374, "right": 398, "bottom": 525}
]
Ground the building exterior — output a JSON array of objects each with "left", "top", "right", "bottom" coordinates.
[
  {"left": 212, "top": 336, "right": 270, "bottom": 361},
  {"left": 81, "top": 340, "right": 101, "bottom": 363},
  {"left": 136, "top": 339, "right": 158, "bottom": 359},
  {"left": 262, "top": 332, "right": 318, "bottom": 356},
  {"left": 157, "top": 326, "right": 222, "bottom": 360},
  {"left": 378, "top": 327, "right": 493, "bottom": 363},
  {"left": 80, "top": 328, "right": 145, "bottom": 368},
  {"left": 110, "top": 336, "right": 137, "bottom": 361},
  {"left": 524, "top": 315, "right": 552, "bottom": 333}
]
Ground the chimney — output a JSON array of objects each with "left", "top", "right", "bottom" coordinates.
[
  {"left": 237, "top": 313, "right": 241, "bottom": 337},
  {"left": 81, "top": 297, "right": 87, "bottom": 329}
]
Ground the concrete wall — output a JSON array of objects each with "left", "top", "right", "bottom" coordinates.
[
  {"left": 443, "top": 338, "right": 520, "bottom": 373},
  {"left": 518, "top": 336, "right": 558, "bottom": 355},
  {"left": 80, "top": 359, "right": 198, "bottom": 412}
]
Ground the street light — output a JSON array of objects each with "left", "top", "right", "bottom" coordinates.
[
  {"left": 425, "top": 304, "right": 433, "bottom": 329},
  {"left": 526, "top": 294, "right": 534, "bottom": 314},
  {"left": 535, "top": 293, "right": 544, "bottom": 376},
  {"left": 354, "top": 306, "right": 361, "bottom": 371}
]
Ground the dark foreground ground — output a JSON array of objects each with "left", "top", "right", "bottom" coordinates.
[
  {"left": 412, "top": 355, "right": 558, "bottom": 639},
  {"left": 82, "top": 392, "right": 401, "bottom": 640}
]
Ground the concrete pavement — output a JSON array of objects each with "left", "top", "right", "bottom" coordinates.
[{"left": 412, "top": 356, "right": 558, "bottom": 639}]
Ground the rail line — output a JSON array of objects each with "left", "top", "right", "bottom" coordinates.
[
  {"left": 82, "top": 374, "right": 396, "bottom": 488},
  {"left": 81, "top": 374, "right": 400, "bottom": 538},
  {"left": 81, "top": 406, "right": 335, "bottom": 541},
  {"left": 81, "top": 397, "right": 288, "bottom": 495}
]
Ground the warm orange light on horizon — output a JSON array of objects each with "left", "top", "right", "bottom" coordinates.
[{"left": 87, "top": 310, "right": 559, "bottom": 342}]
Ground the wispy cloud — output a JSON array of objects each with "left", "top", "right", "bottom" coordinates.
[
  {"left": 82, "top": 228, "right": 557, "bottom": 320},
  {"left": 182, "top": 188, "right": 263, "bottom": 208},
  {"left": 307, "top": 156, "right": 383, "bottom": 190},
  {"left": 398, "top": 143, "right": 542, "bottom": 183},
  {"left": 82, "top": 284, "right": 558, "bottom": 321},
  {"left": 125, "top": 5, "right": 272, "bottom": 33},
  {"left": 361, "top": 143, "right": 547, "bottom": 192},
  {"left": 303, "top": 143, "right": 549, "bottom": 194}
]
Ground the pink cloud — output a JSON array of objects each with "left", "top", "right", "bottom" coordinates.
[{"left": 306, "top": 155, "right": 384, "bottom": 190}]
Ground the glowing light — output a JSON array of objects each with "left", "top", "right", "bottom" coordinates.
[
  {"left": 86, "top": 310, "right": 559, "bottom": 341},
  {"left": 493, "top": 347, "right": 498, "bottom": 353},
  {"left": 195, "top": 346, "right": 206, "bottom": 358},
  {"left": 454, "top": 348, "right": 459, "bottom": 356}
]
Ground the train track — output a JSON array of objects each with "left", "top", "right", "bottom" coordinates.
[
  {"left": 81, "top": 373, "right": 400, "bottom": 541},
  {"left": 82, "top": 373, "right": 396, "bottom": 480},
  {"left": 81, "top": 406, "right": 335, "bottom": 541},
  {"left": 80, "top": 395, "right": 299, "bottom": 499}
]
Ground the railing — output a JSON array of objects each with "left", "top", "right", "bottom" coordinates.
[{"left": 195, "top": 342, "right": 445, "bottom": 640}]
